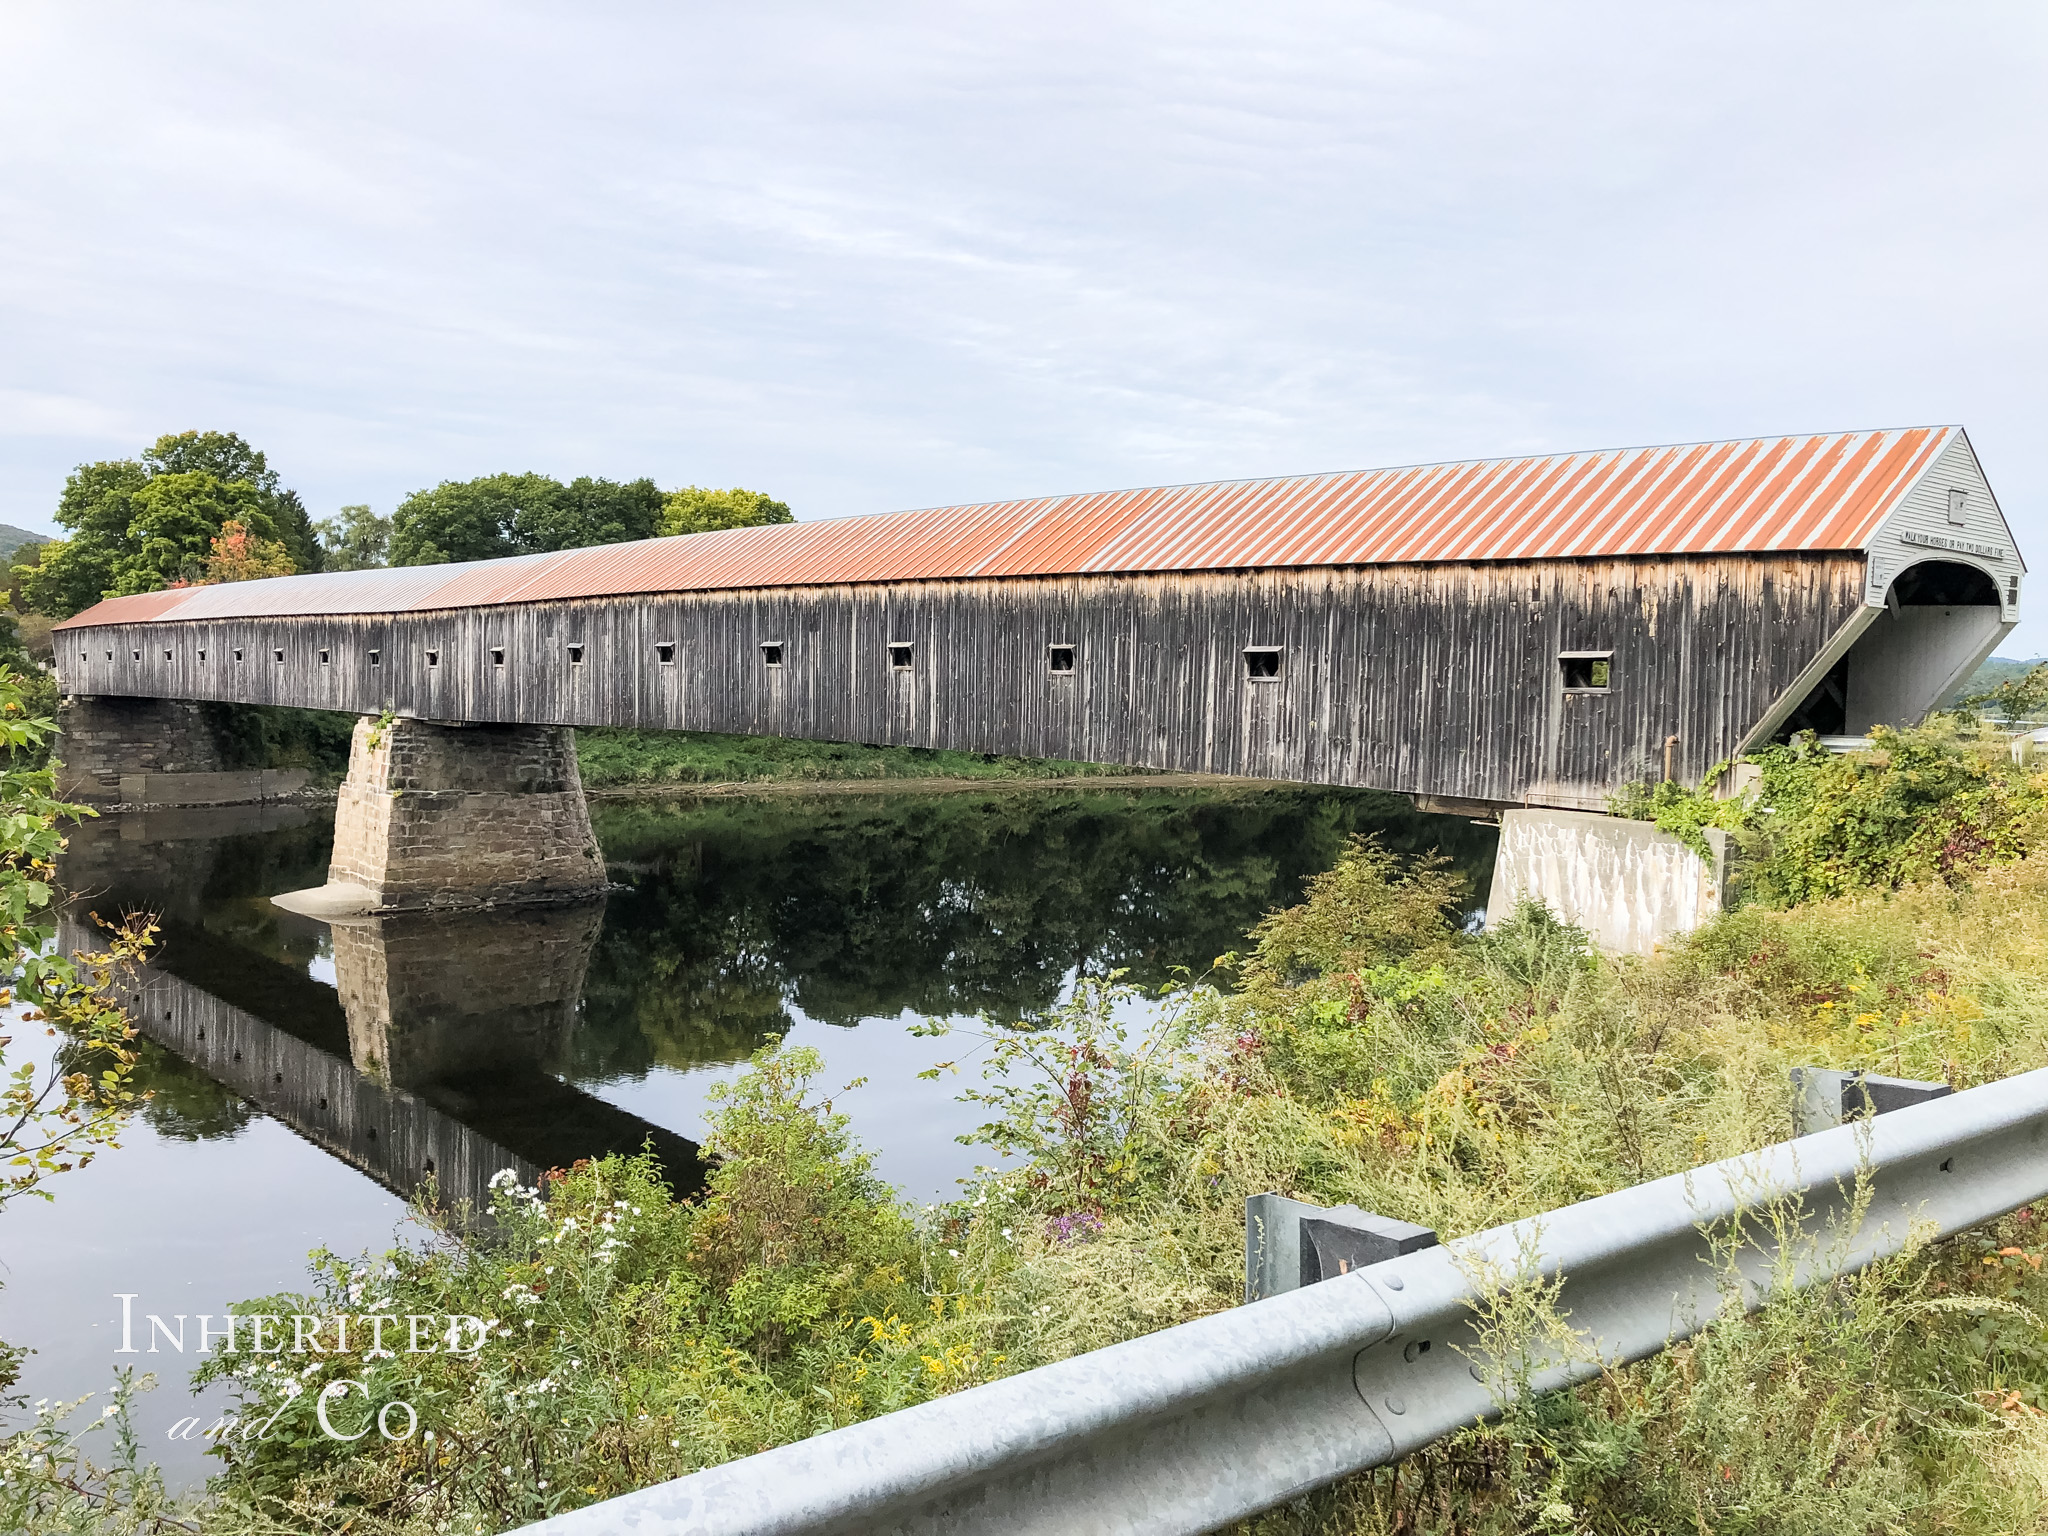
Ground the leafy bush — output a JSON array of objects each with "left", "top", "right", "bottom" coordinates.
[{"left": 1613, "top": 721, "right": 2048, "bottom": 907}]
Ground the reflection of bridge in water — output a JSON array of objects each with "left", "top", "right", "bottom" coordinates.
[{"left": 59, "top": 810, "right": 702, "bottom": 1217}]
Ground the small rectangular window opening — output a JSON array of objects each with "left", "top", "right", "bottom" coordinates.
[
  {"left": 888, "top": 642, "right": 913, "bottom": 670},
  {"left": 80, "top": 652, "right": 87, "bottom": 663},
  {"left": 198, "top": 648, "right": 206, "bottom": 662},
  {"left": 1047, "top": 644, "right": 1076, "bottom": 675},
  {"left": 490, "top": 647, "right": 506, "bottom": 667},
  {"left": 1242, "top": 646, "right": 1281, "bottom": 681},
  {"left": 2007, "top": 576, "right": 2021, "bottom": 606},
  {"left": 761, "top": 641, "right": 784, "bottom": 668},
  {"left": 319, "top": 647, "right": 330, "bottom": 665},
  {"left": 273, "top": 648, "right": 285, "bottom": 663},
  {"left": 232, "top": 648, "right": 243, "bottom": 663},
  {"left": 163, "top": 649, "right": 172, "bottom": 661},
  {"left": 1948, "top": 488, "right": 1970, "bottom": 526},
  {"left": 566, "top": 642, "right": 584, "bottom": 665},
  {"left": 426, "top": 650, "right": 440, "bottom": 668},
  {"left": 656, "top": 642, "right": 676, "bottom": 665},
  {"left": 131, "top": 649, "right": 141, "bottom": 662},
  {"left": 368, "top": 649, "right": 381, "bottom": 667},
  {"left": 104, "top": 650, "right": 112, "bottom": 661},
  {"left": 1560, "top": 653, "right": 1612, "bottom": 691}
]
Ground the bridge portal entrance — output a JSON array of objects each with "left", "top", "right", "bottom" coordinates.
[{"left": 1776, "top": 560, "right": 2009, "bottom": 741}]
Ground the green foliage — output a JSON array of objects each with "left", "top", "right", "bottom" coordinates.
[
  {"left": 202, "top": 703, "right": 356, "bottom": 782},
  {"left": 575, "top": 726, "right": 1142, "bottom": 789},
  {"left": 1233, "top": 834, "right": 1463, "bottom": 993},
  {"left": 1609, "top": 722, "right": 2048, "bottom": 908},
  {"left": 141, "top": 431, "right": 323, "bottom": 576},
  {"left": 15, "top": 431, "right": 313, "bottom": 617},
  {"left": 161, "top": 1054, "right": 982, "bottom": 1532},
  {"left": 0, "top": 526, "right": 46, "bottom": 566},
  {"left": 116, "top": 472, "right": 275, "bottom": 593},
  {"left": 388, "top": 474, "right": 665, "bottom": 566},
  {"left": 918, "top": 974, "right": 1195, "bottom": 1215},
  {"left": 658, "top": 486, "right": 793, "bottom": 538},
  {"left": 1736, "top": 725, "right": 2048, "bottom": 906},
  {"left": 315, "top": 504, "right": 393, "bottom": 571},
  {"left": 41, "top": 754, "right": 2048, "bottom": 1531},
  {"left": 16, "top": 458, "right": 146, "bottom": 617},
  {"left": 0, "top": 669, "right": 151, "bottom": 1207},
  {"left": 1605, "top": 772, "right": 1746, "bottom": 857},
  {"left": 0, "top": 1370, "right": 190, "bottom": 1535}
]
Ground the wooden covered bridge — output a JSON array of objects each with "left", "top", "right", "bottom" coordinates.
[{"left": 51, "top": 425, "right": 2022, "bottom": 919}]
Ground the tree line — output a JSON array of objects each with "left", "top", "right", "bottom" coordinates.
[{"left": 14, "top": 429, "right": 792, "bottom": 619}]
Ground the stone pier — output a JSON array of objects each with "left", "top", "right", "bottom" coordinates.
[
  {"left": 276, "top": 715, "right": 606, "bottom": 915},
  {"left": 54, "top": 694, "right": 307, "bottom": 806}
]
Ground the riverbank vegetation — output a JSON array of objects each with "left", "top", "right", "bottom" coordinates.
[
  {"left": 15, "top": 721, "right": 2048, "bottom": 1533},
  {"left": 573, "top": 726, "right": 1145, "bottom": 790}
]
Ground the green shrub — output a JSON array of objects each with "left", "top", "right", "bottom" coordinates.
[{"left": 1613, "top": 721, "right": 2048, "bottom": 908}]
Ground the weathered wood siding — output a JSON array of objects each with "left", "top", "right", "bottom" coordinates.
[{"left": 56, "top": 553, "right": 1869, "bottom": 808}]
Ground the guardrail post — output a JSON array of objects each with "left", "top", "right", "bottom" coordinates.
[
  {"left": 1790, "top": 1066, "right": 1953, "bottom": 1137},
  {"left": 1245, "top": 1192, "right": 1437, "bottom": 1301}
]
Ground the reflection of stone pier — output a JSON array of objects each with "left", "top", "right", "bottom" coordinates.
[
  {"left": 335, "top": 904, "right": 599, "bottom": 1085},
  {"left": 57, "top": 805, "right": 700, "bottom": 1216},
  {"left": 67, "top": 911, "right": 539, "bottom": 1216},
  {"left": 328, "top": 902, "right": 700, "bottom": 1179}
]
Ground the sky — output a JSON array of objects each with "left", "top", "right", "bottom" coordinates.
[{"left": 3, "top": 2, "right": 2045, "bottom": 647}]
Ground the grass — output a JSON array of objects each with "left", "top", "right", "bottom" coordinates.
[{"left": 573, "top": 726, "right": 1149, "bottom": 788}]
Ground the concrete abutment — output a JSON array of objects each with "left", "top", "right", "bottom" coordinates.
[
  {"left": 1486, "top": 808, "right": 1729, "bottom": 957},
  {"left": 276, "top": 715, "right": 606, "bottom": 916}
]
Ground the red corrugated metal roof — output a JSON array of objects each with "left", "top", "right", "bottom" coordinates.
[{"left": 54, "top": 427, "right": 1959, "bottom": 628}]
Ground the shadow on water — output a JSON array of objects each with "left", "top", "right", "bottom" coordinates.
[{"left": 55, "top": 782, "right": 1497, "bottom": 1204}]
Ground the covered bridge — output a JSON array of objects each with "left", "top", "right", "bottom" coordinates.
[{"left": 53, "top": 425, "right": 2022, "bottom": 816}]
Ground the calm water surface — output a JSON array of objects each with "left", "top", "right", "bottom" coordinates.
[{"left": 2, "top": 782, "right": 1495, "bottom": 1481}]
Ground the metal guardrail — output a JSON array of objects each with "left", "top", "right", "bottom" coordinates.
[{"left": 519, "top": 1067, "right": 2048, "bottom": 1536}]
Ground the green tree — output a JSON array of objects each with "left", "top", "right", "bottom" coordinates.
[
  {"left": 1962, "top": 662, "right": 2048, "bottom": 727},
  {"left": 660, "top": 485, "right": 793, "bottom": 537},
  {"left": 141, "top": 428, "right": 270, "bottom": 485},
  {"left": 388, "top": 472, "right": 558, "bottom": 566},
  {"left": 389, "top": 473, "right": 666, "bottom": 566},
  {"left": 265, "top": 487, "right": 323, "bottom": 574},
  {"left": 15, "top": 459, "right": 148, "bottom": 617},
  {"left": 143, "top": 429, "right": 322, "bottom": 573},
  {"left": 315, "top": 503, "right": 393, "bottom": 570},
  {"left": 13, "top": 432, "right": 310, "bottom": 617},
  {"left": 112, "top": 473, "right": 273, "bottom": 595},
  {"left": 522, "top": 476, "right": 665, "bottom": 552}
]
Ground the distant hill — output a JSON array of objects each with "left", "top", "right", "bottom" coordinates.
[
  {"left": 1963, "top": 654, "right": 2046, "bottom": 696},
  {"left": 0, "top": 525, "right": 48, "bottom": 564}
]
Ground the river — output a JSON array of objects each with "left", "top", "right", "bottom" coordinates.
[{"left": 0, "top": 780, "right": 1495, "bottom": 1483}]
